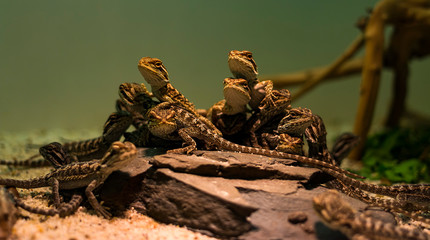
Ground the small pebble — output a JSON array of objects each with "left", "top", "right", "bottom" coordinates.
[
  {"left": 301, "top": 222, "right": 315, "bottom": 234},
  {"left": 288, "top": 211, "right": 308, "bottom": 224}
]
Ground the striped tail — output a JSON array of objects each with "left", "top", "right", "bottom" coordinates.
[
  {"left": 63, "top": 137, "right": 105, "bottom": 157},
  {"left": 58, "top": 194, "right": 83, "bottom": 217},
  {"left": 348, "top": 186, "right": 430, "bottom": 223},
  {"left": 0, "top": 177, "right": 48, "bottom": 189},
  {"left": 14, "top": 193, "right": 83, "bottom": 217},
  {"left": 63, "top": 111, "right": 132, "bottom": 158},
  {"left": 205, "top": 130, "right": 365, "bottom": 179},
  {"left": 0, "top": 155, "right": 51, "bottom": 167},
  {"left": 15, "top": 197, "right": 57, "bottom": 216},
  {"left": 323, "top": 167, "right": 430, "bottom": 202}
]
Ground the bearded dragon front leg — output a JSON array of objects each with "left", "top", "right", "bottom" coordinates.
[
  {"left": 167, "top": 127, "right": 200, "bottom": 154},
  {"left": 207, "top": 100, "right": 235, "bottom": 135},
  {"left": 261, "top": 107, "right": 314, "bottom": 153},
  {"left": 85, "top": 179, "right": 111, "bottom": 219}
]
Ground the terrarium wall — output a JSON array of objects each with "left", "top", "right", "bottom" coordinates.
[{"left": 1, "top": 0, "right": 429, "bottom": 133}]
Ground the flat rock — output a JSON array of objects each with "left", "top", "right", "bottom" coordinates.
[
  {"left": 238, "top": 186, "right": 395, "bottom": 240},
  {"left": 156, "top": 168, "right": 256, "bottom": 211},
  {"left": 152, "top": 150, "right": 322, "bottom": 181},
  {"left": 132, "top": 168, "right": 257, "bottom": 237},
  {"left": 225, "top": 178, "right": 298, "bottom": 195},
  {"left": 99, "top": 150, "right": 153, "bottom": 211},
  {"left": 99, "top": 148, "right": 395, "bottom": 239},
  {"left": 238, "top": 186, "right": 346, "bottom": 240}
]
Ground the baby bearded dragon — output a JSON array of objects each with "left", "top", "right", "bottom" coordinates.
[
  {"left": 261, "top": 107, "right": 314, "bottom": 154},
  {"left": 147, "top": 102, "right": 430, "bottom": 201},
  {"left": 39, "top": 142, "right": 74, "bottom": 168},
  {"left": 137, "top": 57, "right": 222, "bottom": 136},
  {"left": 119, "top": 82, "right": 153, "bottom": 103},
  {"left": 304, "top": 114, "right": 337, "bottom": 165},
  {"left": 221, "top": 78, "right": 251, "bottom": 115},
  {"left": 303, "top": 112, "right": 359, "bottom": 166},
  {"left": 0, "top": 141, "right": 137, "bottom": 219},
  {"left": 10, "top": 143, "right": 86, "bottom": 217},
  {"left": 207, "top": 78, "right": 251, "bottom": 136},
  {"left": 117, "top": 82, "right": 182, "bottom": 147},
  {"left": 327, "top": 180, "right": 430, "bottom": 225},
  {"left": 118, "top": 82, "right": 159, "bottom": 129},
  {"left": 304, "top": 117, "right": 430, "bottom": 207},
  {"left": 331, "top": 132, "right": 360, "bottom": 164},
  {"left": 0, "top": 111, "right": 132, "bottom": 167},
  {"left": 147, "top": 102, "right": 363, "bottom": 179},
  {"left": 228, "top": 50, "right": 274, "bottom": 110},
  {"left": 64, "top": 111, "right": 132, "bottom": 161},
  {"left": 242, "top": 88, "right": 291, "bottom": 148},
  {"left": 313, "top": 190, "right": 430, "bottom": 240},
  {"left": 277, "top": 108, "right": 314, "bottom": 137},
  {"left": 321, "top": 130, "right": 430, "bottom": 205}
]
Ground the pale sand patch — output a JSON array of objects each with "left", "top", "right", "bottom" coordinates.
[
  {"left": 0, "top": 129, "right": 218, "bottom": 240},
  {"left": 12, "top": 208, "right": 216, "bottom": 240}
]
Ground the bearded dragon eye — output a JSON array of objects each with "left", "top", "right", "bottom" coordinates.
[
  {"left": 154, "top": 61, "right": 162, "bottom": 68},
  {"left": 247, "top": 53, "right": 253, "bottom": 59}
]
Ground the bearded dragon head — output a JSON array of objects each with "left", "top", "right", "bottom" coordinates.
[
  {"left": 101, "top": 141, "right": 137, "bottom": 170},
  {"left": 118, "top": 82, "right": 153, "bottom": 106},
  {"left": 228, "top": 50, "right": 258, "bottom": 81},
  {"left": 277, "top": 107, "right": 313, "bottom": 136},
  {"left": 138, "top": 57, "right": 170, "bottom": 88},
  {"left": 147, "top": 107, "right": 178, "bottom": 138},
  {"left": 312, "top": 190, "right": 356, "bottom": 231},
  {"left": 222, "top": 78, "right": 251, "bottom": 114},
  {"left": 39, "top": 142, "right": 70, "bottom": 168}
]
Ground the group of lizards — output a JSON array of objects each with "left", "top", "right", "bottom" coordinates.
[{"left": 0, "top": 50, "right": 429, "bottom": 239}]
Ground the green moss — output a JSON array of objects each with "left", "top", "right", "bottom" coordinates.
[{"left": 359, "top": 127, "right": 430, "bottom": 183}]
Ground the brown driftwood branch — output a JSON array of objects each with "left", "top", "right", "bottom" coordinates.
[
  {"left": 349, "top": 0, "right": 430, "bottom": 161},
  {"left": 264, "top": 0, "right": 430, "bottom": 163},
  {"left": 384, "top": 26, "right": 411, "bottom": 128},
  {"left": 261, "top": 58, "right": 363, "bottom": 88},
  {"left": 291, "top": 35, "right": 365, "bottom": 100},
  {"left": 348, "top": 1, "right": 386, "bottom": 163}
]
